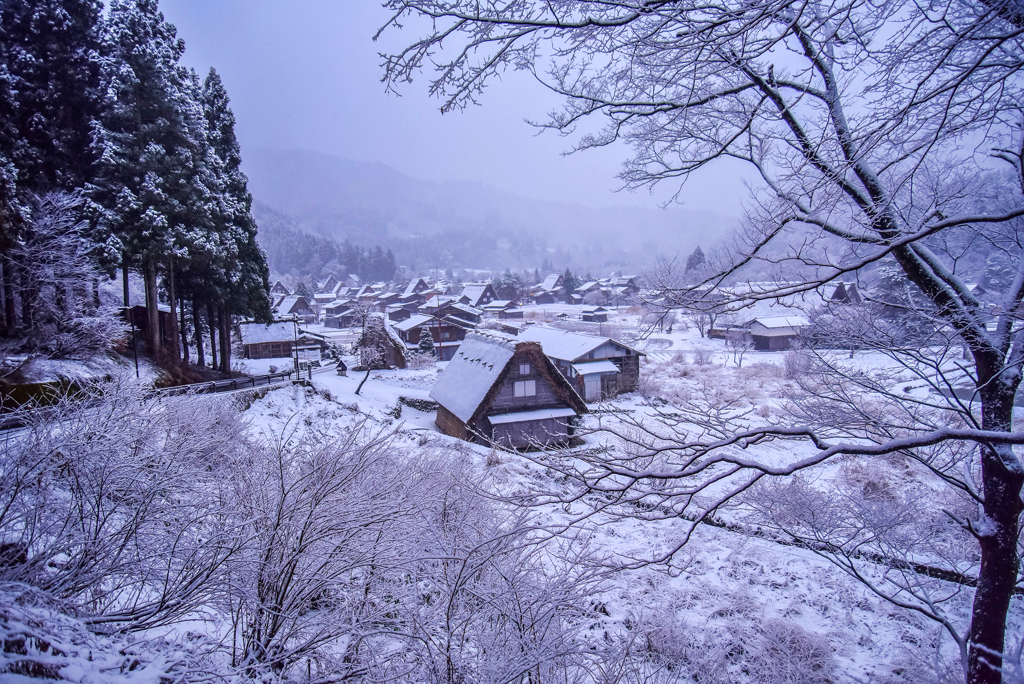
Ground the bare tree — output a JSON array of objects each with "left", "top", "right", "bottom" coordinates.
[{"left": 379, "top": 1, "right": 1024, "bottom": 680}]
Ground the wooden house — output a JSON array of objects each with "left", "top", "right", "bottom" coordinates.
[
  {"left": 534, "top": 291, "right": 558, "bottom": 305},
  {"left": 748, "top": 316, "right": 809, "bottom": 351},
  {"left": 270, "top": 280, "right": 290, "bottom": 296},
  {"left": 403, "top": 278, "right": 430, "bottom": 298},
  {"left": 124, "top": 304, "right": 175, "bottom": 348},
  {"left": 459, "top": 283, "right": 498, "bottom": 308},
  {"left": 430, "top": 331, "right": 587, "bottom": 449},
  {"left": 581, "top": 306, "right": 609, "bottom": 322},
  {"left": 499, "top": 308, "right": 524, "bottom": 320},
  {"left": 519, "top": 326, "right": 644, "bottom": 402},
  {"left": 394, "top": 313, "right": 469, "bottom": 361},
  {"left": 239, "top": 321, "right": 302, "bottom": 360},
  {"left": 540, "top": 273, "right": 564, "bottom": 292},
  {"left": 824, "top": 282, "right": 862, "bottom": 305},
  {"left": 274, "top": 295, "right": 316, "bottom": 323}
]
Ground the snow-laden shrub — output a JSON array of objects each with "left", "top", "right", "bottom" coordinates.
[
  {"left": 784, "top": 350, "right": 814, "bottom": 379},
  {"left": 692, "top": 346, "right": 714, "bottom": 366},
  {"left": 406, "top": 350, "right": 436, "bottom": 369}
]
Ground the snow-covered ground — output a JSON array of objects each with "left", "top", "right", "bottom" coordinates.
[{"left": 222, "top": 303, "right": 1020, "bottom": 682}]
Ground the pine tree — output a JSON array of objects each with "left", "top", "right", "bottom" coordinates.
[
  {"left": 87, "top": 0, "right": 203, "bottom": 355},
  {"left": 418, "top": 327, "right": 435, "bottom": 357},
  {"left": 562, "top": 268, "right": 580, "bottom": 298},
  {"left": 685, "top": 245, "right": 706, "bottom": 273},
  {"left": 0, "top": 0, "right": 103, "bottom": 330}
]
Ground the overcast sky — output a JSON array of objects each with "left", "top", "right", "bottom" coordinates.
[{"left": 159, "top": 0, "right": 748, "bottom": 216}]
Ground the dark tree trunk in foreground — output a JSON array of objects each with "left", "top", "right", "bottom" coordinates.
[
  {"left": 166, "top": 258, "right": 180, "bottom": 363},
  {"left": 143, "top": 259, "right": 159, "bottom": 356},
  {"left": 218, "top": 305, "right": 230, "bottom": 372},
  {"left": 207, "top": 301, "right": 217, "bottom": 372},
  {"left": 969, "top": 384, "right": 1024, "bottom": 683},
  {"left": 192, "top": 299, "right": 205, "bottom": 367},
  {"left": 179, "top": 297, "right": 189, "bottom": 365}
]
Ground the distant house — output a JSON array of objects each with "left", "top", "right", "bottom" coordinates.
[
  {"left": 270, "top": 280, "right": 290, "bottom": 296},
  {"left": 534, "top": 291, "right": 558, "bottom": 305},
  {"left": 580, "top": 306, "right": 609, "bottom": 323},
  {"left": 430, "top": 331, "right": 587, "bottom": 449},
  {"left": 499, "top": 308, "right": 524, "bottom": 320},
  {"left": 460, "top": 283, "right": 498, "bottom": 308},
  {"left": 394, "top": 313, "right": 470, "bottom": 361},
  {"left": 274, "top": 295, "right": 316, "bottom": 323},
  {"left": 824, "top": 282, "right": 862, "bottom": 305},
  {"left": 748, "top": 316, "right": 809, "bottom": 351},
  {"left": 540, "top": 273, "right": 564, "bottom": 292},
  {"left": 125, "top": 304, "right": 175, "bottom": 348},
  {"left": 519, "top": 326, "right": 644, "bottom": 401},
  {"left": 320, "top": 274, "right": 339, "bottom": 293},
  {"left": 403, "top": 278, "right": 431, "bottom": 298},
  {"left": 482, "top": 299, "right": 515, "bottom": 315},
  {"left": 322, "top": 300, "right": 361, "bottom": 328}
]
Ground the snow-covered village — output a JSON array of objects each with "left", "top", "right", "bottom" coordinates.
[{"left": 2, "top": 1, "right": 1024, "bottom": 683}]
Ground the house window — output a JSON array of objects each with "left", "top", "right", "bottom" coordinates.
[
  {"left": 443, "top": 331, "right": 451, "bottom": 340},
  {"left": 514, "top": 380, "right": 536, "bottom": 397},
  {"left": 519, "top": 363, "right": 531, "bottom": 376}
]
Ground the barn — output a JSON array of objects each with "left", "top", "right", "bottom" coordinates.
[
  {"left": 430, "top": 331, "right": 587, "bottom": 449},
  {"left": 748, "top": 316, "right": 809, "bottom": 351}
]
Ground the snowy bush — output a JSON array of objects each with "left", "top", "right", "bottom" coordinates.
[
  {"left": 783, "top": 350, "right": 814, "bottom": 379},
  {"left": 691, "top": 346, "right": 714, "bottom": 366},
  {"left": 406, "top": 350, "right": 436, "bottom": 369}
]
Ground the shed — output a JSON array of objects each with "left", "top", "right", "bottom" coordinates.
[
  {"left": 581, "top": 306, "right": 609, "bottom": 322},
  {"left": 748, "top": 316, "right": 809, "bottom": 351},
  {"left": 430, "top": 331, "right": 587, "bottom": 448},
  {"left": 239, "top": 321, "right": 295, "bottom": 359}
]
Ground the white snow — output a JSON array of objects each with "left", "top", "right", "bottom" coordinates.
[
  {"left": 429, "top": 331, "right": 517, "bottom": 422},
  {"left": 488, "top": 407, "right": 577, "bottom": 424}
]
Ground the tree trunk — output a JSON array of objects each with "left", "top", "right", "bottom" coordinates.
[
  {"left": 218, "top": 305, "right": 230, "bottom": 373},
  {"left": 207, "top": 301, "right": 218, "bottom": 372},
  {"left": 2, "top": 260, "right": 14, "bottom": 330},
  {"left": 193, "top": 299, "right": 205, "bottom": 367},
  {"left": 355, "top": 368, "right": 371, "bottom": 395},
  {"left": 0, "top": 260, "right": 7, "bottom": 331},
  {"left": 143, "top": 259, "right": 160, "bottom": 357},
  {"left": 20, "top": 263, "right": 33, "bottom": 332},
  {"left": 179, "top": 297, "right": 189, "bottom": 365},
  {"left": 122, "top": 253, "right": 130, "bottom": 307},
  {"left": 967, "top": 383, "right": 1024, "bottom": 684},
  {"left": 166, "top": 259, "right": 180, "bottom": 363}
]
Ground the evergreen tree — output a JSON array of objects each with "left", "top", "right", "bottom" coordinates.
[
  {"left": 445, "top": 266, "right": 454, "bottom": 281},
  {"left": 685, "top": 245, "right": 706, "bottom": 273},
  {"left": 418, "top": 327, "right": 435, "bottom": 357},
  {"left": 0, "top": 0, "right": 103, "bottom": 330},
  {"left": 562, "top": 268, "right": 580, "bottom": 298},
  {"left": 87, "top": 0, "right": 205, "bottom": 355}
]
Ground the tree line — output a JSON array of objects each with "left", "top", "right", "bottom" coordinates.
[{"left": 0, "top": 0, "right": 271, "bottom": 370}]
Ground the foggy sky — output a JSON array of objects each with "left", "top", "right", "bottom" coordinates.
[{"left": 159, "top": 0, "right": 749, "bottom": 217}]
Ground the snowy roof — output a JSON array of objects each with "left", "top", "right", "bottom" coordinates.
[
  {"left": 519, "top": 326, "right": 634, "bottom": 362},
  {"left": 488, "top": 407, "right": 577, "bottom": 425},
  {"left": 541, "top": 274, "right": 561, "bottom": 290},
  {"left": 572, "top": 360, "right": 620, "bottom": 375},
  {"left": 394, "top": 314, "right": 433, "bottom": 332},
  {"left": 403, "top": 278, "right": 427, "bottom": 297},
  {"left": 461, "top": 284, "right": 492, "bottom": 305},
  {"left": 239, "top": 321, "right": 294, "bottom": 345},
  {"left": 274, "top": 296, "right": 308, "bottom": 314},
  {"left": 750, "top": 316, "right": 810, "bottom": 330},
  {"left": 484, "top": 300, "right": 513, "bottom": 310},
  {"left": 429, "top": 331, "right": 518, "bottom": 423}
]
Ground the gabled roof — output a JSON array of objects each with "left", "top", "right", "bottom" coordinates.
[
  {"left": 403, "top": 278, "right": 428, "bottom": 297},
  {"left": 430, "top": 330, "right": 587, "bottom": 425},
  {"left": 461, "top": 283, "right": 495, "bottom": 306},
  {"left": 541, "top": 274, "right": 562, "bottom": 291},
  {"left": 274, "top": 296, "right": 310, "bottom": 314},
  {"left": 518, "top": 326, "right": 642, "bottom": 362},
  {"left": 430, "top": 331, "right": 519, "bottom": 423},
  {"left": 239, "top": 321, "right": 294, "bottom": 345},
  {"left": 394, "top": 314, "right": 433, "bottom": 332}
]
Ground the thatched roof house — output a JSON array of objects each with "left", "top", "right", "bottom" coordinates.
[{"left": 430, "top": 331, "right": 587, "bottom": 449}]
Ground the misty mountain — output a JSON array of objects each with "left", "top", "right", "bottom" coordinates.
[{"left": 243, "top": 147, "right": 735, "bottom": 275}]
